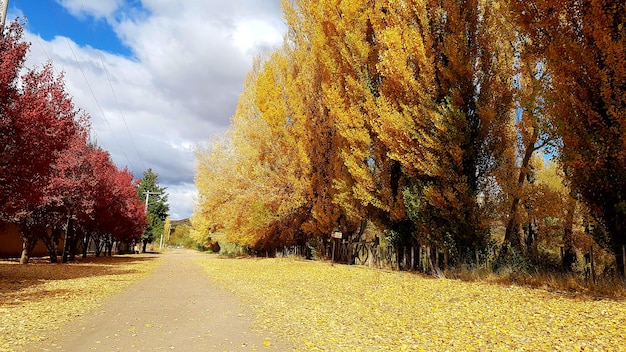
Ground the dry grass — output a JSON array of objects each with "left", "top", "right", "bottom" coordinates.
[
  {"left": 449, "top": 266, "right": 626, "bottom": 299},
  {"left": 0, "top": 254, "right": 161, "bottom": 351},
  {"left": 196, "top": 256, "right": 626, "bottom": 351}
]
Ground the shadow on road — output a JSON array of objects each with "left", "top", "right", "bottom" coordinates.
[{"left": 0, "top": 254, "right": 160, "bottom": 299}]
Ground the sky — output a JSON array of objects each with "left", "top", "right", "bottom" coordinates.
[{"left": 6, "top": 0, "right": 286, "bottom": 220}]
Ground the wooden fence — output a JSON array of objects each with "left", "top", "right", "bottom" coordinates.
[
  {"left": 276, "top": 241, "right": 456, "bottom": 274},
  {"left": 275, "top": 241, "right": 626, "bottom": 281}
]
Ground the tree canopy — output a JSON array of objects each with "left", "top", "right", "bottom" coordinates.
[
  {"left": 194, "top": 0, "right": 626, "bottom": 276},
  {"left": 0, "top": 20, "right": 148, "bottom": 263}
]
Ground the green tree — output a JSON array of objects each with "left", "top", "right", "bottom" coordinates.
[{"left": 136, "top": 169, "right": 169, "bottom": 252}]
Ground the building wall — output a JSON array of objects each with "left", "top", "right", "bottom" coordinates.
[{"left": 0, "top": 221, "right": 62, "bottom": 258}]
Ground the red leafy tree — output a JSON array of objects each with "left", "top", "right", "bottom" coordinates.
[
  {"left": 84, "top": 161, "right": 147, "bottom": 259},
  {"left": 2, "top": 64, "right": 81, "bottom": 218},
  {"left": 38, "top": 130, "right": 96, "bottom": 263},
  {"left": 0, "top": 20, "right": 31, "bottom": 210},
  {"left": 0, "top": 22, "right": 85, "bottom": 263},
  {"left": 1, "top": 21, "right": 147, "bottom": 263}
]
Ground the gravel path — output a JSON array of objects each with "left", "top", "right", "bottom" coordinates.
[{"left": 25, "top": 249, "right": 290, "bottom": 351}]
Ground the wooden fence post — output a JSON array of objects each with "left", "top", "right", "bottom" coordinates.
[
  {"left": 403, "top": 247, "right": 407, "bottom": 270},
  {"left": 475, "top": 247, "right": 479, "bottom": 268},
  {"left": 424, "top": 246, "right": 434, "bottom": 272},
  {"left": 418, "top": 246, "right": 423, "bottom": 272},
  {"left": 622, "top": 245, "right": 626, "bottom": 279},
  {"left": 590, "top": 245, "right": 595, "bottom": 285},
  {"left": 393, "top": 246, "right": 397, "bottom": 270}
]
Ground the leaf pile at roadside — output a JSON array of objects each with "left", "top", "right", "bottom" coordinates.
[
  {"left": 0, "top": 255, "right": 160, "bottom": 351},
  {"left": 196, "top": 257, "right": 626, "bottom": 351}
]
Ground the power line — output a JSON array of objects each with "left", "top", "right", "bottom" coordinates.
[
  {"left": 33, "top": 33, "right": 105, "bottom": 149},
  {"left": 45, "top": 0, "right": 138, "bottom": 171},
  {"left": 80, "top": 0, "right": 147, "bottom": 171}
]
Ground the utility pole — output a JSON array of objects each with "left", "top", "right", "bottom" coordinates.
[
  {"left": 144, "top": 191, "right": 161, "bottom": 213},
  {"left": 160, "top": 216, "right": 171, "bottom": 250},
  {"left": 141, "top": 191, "right": 161, "bottom": 253},
  {"left": 1, "top": 0, "right": 9, "bottom": 28}
]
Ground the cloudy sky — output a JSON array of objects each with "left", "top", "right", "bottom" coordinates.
[{"left": 6, "top": 0, "right": 286, "bottom": 219}]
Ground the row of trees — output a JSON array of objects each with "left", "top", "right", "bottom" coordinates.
[
  {"left": 193, "top": 0, "right": 625, "bottom": 274},
  {"left": 1, "top": 21, "right": 149, "bottom": 263}
]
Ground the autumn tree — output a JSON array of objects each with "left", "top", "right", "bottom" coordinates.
[
  {"left": 34, "top": 128, "right": 93, "bottom": 263},
  {"left": 195, "top": 56, "right": 312, "bottom": 251},
  {"left": 136, "top": 169, "right": 169, "bottom": 252},
  {"left": 1, "top": 21, "right": 80, "bottom": 221},
  {"left": 513, "top": 0, "right": 626, "bottom": 275},
  {"left": 0, "top": 20, "right": 29, "bottom": 207},
  {"left": 285, "top": 0, "right": 411, "bottom": 244},
  {"left": 0, "top": 21, "right": 88, "bottom": 263},
  {"left": 281, "top": 2, "right": 368, "bottom": 241},
  {"left": 194, "top": 0, "right": 518, "bottom": 261},
  {"left": 0, "top": 21, "right": 147, "bottom": 263},
  {"left": 97, "top": 165, "right": 147, "bottom": 256},
  {"left": 287, "top": 0, "right": 516, "bottom": 257},
  {"left": 500, "top": 42, "right": 557, "bottom": 257},
  {"left": 73, "top": 152, "right": 146, "bottom": 259}
]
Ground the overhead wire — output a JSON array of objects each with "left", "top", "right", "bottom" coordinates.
[
  {"left": 38, "top": 0, "right": 139, "bottom": 171},
  {"left": 80, "top": 0, "right": 147, "bottom": 171},
  {"left": 32, "top": 30, "right": 104, "bottom": 147}
]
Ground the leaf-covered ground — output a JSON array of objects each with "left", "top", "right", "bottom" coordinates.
[
  {"left": 196, "top": 257, "right": 626, "bottom": 351},
  {"left": 0, "top": 255, "right": 160, "bottom": 351}
]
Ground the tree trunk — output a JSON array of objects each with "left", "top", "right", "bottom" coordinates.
[
  {"left": 69, "top": 233, "right": 79, "bottom": 261},
  {"left": 562, "top": 198, "right": 577, "bottom": 271},
  {"left": 94, "top": 236, "right": 102, "bottom": 257},
  {"left": 503, "top": 109, "right": 541, "bottom": 255},
  {"left": 504, "top": 201, "right": 524, "bottom": 252},
  {"left": 42, "top": 228, "right": 61, "bottom": 264},
  {"left": 20, "top": 234, "right": 37, "bottom": 264},
  {"left": 62, "top": 212, "right": 72, "bottom": 263},
  {"left": 41, "top": 236, "right": 53, "bottom": 263},
  {"left": 107, "top": 241, "right": 114, "bottom": 256},
  {"left": 105, "top": 235, "right": 113, "bottom": 256},
  {"left": 524, "top": 217, "right": 539, "bottom": 260},
  {"left": 604, "top": 206, "right": 626, "bottom": 278},
  {"left": 82, "top": 234, "right": 90, "bottom": 259}
]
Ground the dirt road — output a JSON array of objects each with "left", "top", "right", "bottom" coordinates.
[{"left": 24, "top": 249, "right": 290, "bottom": 351}]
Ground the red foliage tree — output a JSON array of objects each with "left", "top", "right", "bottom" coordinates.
[
  {"left": 1, "top": 21, "right": 147, "bottom": 263},
  {"left": 1, "top": 22, "right": 82, "bottom": 218},
  {"left": 78, "top": 156, "right": 147, "bottom": 259},
  {"left": 1, "top": 20, "right": 31, "bottom": 209}
]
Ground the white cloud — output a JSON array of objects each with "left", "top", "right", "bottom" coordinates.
[
  {"left": 20, "top": 1, "right": 286, "bottom": 219},
  {"left": 55, "top": 0, "right": 123, "bottom": 19},
  {"left": 164, "top": 182, "right": 198, "bottom": 220}
]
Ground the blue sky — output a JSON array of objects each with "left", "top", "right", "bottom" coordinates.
[
  {"left": 6, "top": 0, "right": 286, "bottom": 219},
  {"left": 12, "top": 0, "right": 134, "bottom": 56}
]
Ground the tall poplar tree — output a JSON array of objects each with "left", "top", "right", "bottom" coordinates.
[{"left": 513, "top": 0, "right": 626, "bottom": 274}]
